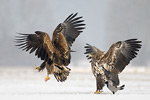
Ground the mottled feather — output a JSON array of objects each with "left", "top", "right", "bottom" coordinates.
[{"left": 84, "top": 39, "right": 142, "bottom": 92}]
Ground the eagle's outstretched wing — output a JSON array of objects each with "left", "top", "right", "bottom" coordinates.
[
  {"left": 15, "top": 31, "right": 54, "bottom": 64},
  {"left": 102, "top": 39, "right": 142, "bottom": 74},
  {"left": 84, "top": 43, "right": 104, "bottom": 62},
  {"left": 61, "top": 13, "right": 85, "bottom": 47},
  {"left": 51, "top": 13, "right": 85, "bottom": 66}
]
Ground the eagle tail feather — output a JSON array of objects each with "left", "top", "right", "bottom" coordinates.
[
  {"left": 119, "top": 84, "right": 125, "bottom": 90},
  {"left": 54, "top": 66, "right": 71, "bottom": 82}
]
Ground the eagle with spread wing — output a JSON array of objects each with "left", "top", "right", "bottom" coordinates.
[
  {"left": 84, "top": 39, "right": 142, "bottom": 94},
  {"left": 15, "top": 13, "right": 85, "bottom": 82}
]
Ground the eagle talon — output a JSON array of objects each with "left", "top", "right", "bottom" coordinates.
[
  {"left": 34, "top": 66, "right": 42, "bottom": 72},
  {"left": 94, "top": 90, "right": 103, "bottom": 94},
  {"left": 34, "top": 66, "right": 40, "bottom": 70},
  {"left": 45, "top": 76, "right": 50, "bottom": 82}
]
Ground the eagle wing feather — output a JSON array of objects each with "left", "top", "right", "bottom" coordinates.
[
  {"left": 62, "top": 13, "right": 86, "bottom": 47},
  {"left": 103, "top": 39, "right": 142, "bottom": 74},
  {"left": 52, "top": 13, "right": 85, "bottom": 66},
  {"left": 15, "top": 31, "right": 54, "bottom": 63}
]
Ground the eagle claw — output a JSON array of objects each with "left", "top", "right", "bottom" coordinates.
[
  {"left": 34, "top": 66, "right": 43, "bottom": 72},
  {"left": 45, "top": 76, "right": 50, "bottom": 82},
  {"left": 94, "top": 90, "right": 103, "bottom": 94}
]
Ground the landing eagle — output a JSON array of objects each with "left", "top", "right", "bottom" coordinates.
[
  {"left": 84, "top": 39, "right": 142, "bottom": 94},
  {"left": 15, "top": 13, "right": 85, "bottom": 82}
]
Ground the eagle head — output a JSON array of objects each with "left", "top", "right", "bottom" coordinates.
[{"left": 55, "top": 23, "right": 63, "bottom": 33}]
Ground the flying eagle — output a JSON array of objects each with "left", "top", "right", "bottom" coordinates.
[
  {"left": 84, "top": 39, "right": 142, "bottom": 94},
  {"left": 15, "top": 13, "right": 85, "bottom": 82}
]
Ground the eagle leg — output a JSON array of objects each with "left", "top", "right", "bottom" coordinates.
[
  {"left": 45, "top": 76, "right": 50, "bottom": 82},
  {"left": 34, "top": 66, "right": 44, "bottom": 72},
  {"left": 34, "top": 62, "right": 46, "bottom": 72},
  {"left": 34, "top": 66, "right": 40, "bottom": 71},
  {"left": 45, "top": 70, "right": 51, "bottom": 82},
  {"left": 95, "top": 74, "right": 105, "bottom": 94},
  {"left": 94, "top": 90, "right": 103, "bottom": 94}
]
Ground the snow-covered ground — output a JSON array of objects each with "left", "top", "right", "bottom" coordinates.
[{"left": 0, "top": 67, "right": 150, "bottom": 100}]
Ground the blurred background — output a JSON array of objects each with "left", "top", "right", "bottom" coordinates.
[{"left": 0, "top": 0, "right": 149, "bottom": 67}]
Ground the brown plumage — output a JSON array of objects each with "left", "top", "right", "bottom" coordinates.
[
  {"left": 15, "top": 13, "right": 85, "bottom": 82},
  {"left": 84, "top": 39, "right": 142, "bottom": 93}
]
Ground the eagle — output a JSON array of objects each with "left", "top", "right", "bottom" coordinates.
[
  {"left": 84, "top": 39, "right": 142, "bottom": 94},
  {"left": 15, "top": 13, "right": 85, "bottom": 82}
]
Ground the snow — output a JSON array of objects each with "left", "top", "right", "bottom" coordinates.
[{"left": 0, "top": 67, "right": 150, "bottom": 100}]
